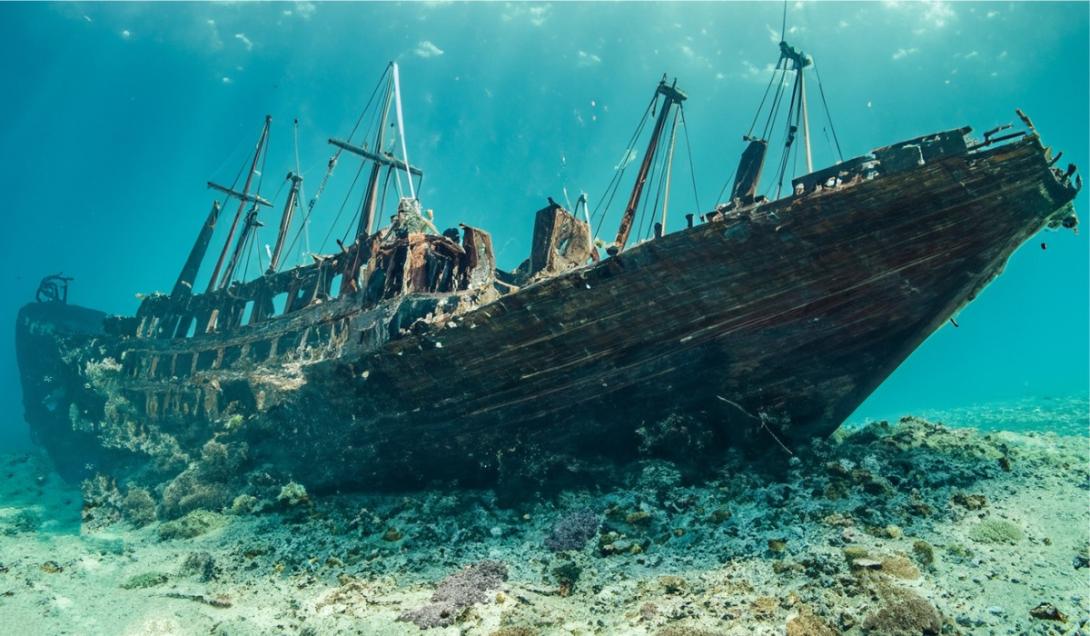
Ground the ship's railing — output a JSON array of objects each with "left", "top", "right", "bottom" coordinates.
[
  {"left": 130, "top": 225, "right": 495, "bottom": 345},
  {"left": 790, "top": 127, "right": 973, "bottom": 196}
]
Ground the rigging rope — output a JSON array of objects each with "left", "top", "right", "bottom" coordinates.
[
  {"left": 813, "top": 63, "right": 844, "bottom": 162},
  {"left": 281, "top": 68, "right": 390, "bottom": 263},
  {"left": 590, "top": 91, "right": 658, "bottom": 239},
  {"left": 678, "top": 105, "right": 701, "bottom": 214},
  {"left": 746, "top": 58, "right": 781, "bottom": 139},
  {"left": 636, "top": 117, "right": 668, "bottom": 241},
  {"left": 318, "top": 160, "right": 367, "bottom": 255}
]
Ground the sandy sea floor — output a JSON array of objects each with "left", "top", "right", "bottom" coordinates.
[{"left": 1, "top": 399, "right": 1087, "bottom": 635}]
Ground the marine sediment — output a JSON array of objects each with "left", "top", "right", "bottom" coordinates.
[{"left": 1, "top": 403, "right": 1086, "bottom": 634}]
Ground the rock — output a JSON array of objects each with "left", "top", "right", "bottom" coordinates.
[
  {"left": 708, "top": 508, "right": 732, "bottom": 524},
  {"left": 1073, "top": 547, "right": 1089, "bottom": 570},
  {"left": 158, "top": 510, "right": 227, "bottom": 541},
  {"left": 842, "top": 546, "right": 869, "bottom": 563},
  {"left": 489, "top": 628, "right": 537, "bottom": 636},
  {"left": 951, "top": 493, "right": 987, "bottom": 510},
  {"left": 229, "top": 494, "right": 259, "bottom": 515},
  {"left": 40, "top": 561, "right": 63, "bottom": 574},
  {"left": 658, "top": 575, "right": 686, "bottom": 594},
  {"left": 544, "top": 509, "right": 599, "bottom": 552},
  {"left": 551, "top": 561, "right": 581, "bottom": 596},
  {"left": 910, "top": 540, "right": 934, "bottom": 568},
  {"left": 120, "top": 572, "right": 169, "bottom": 589},
  {"left": 1029, "top": 602, "right": 1067, "bottom": 622},
  {"left": 179, "top": 552, "right": 216, "bottom": 581}
]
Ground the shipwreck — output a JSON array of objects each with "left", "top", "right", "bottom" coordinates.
[{"left": 15, "top": 42, "right": 1080, "bottom": 511}]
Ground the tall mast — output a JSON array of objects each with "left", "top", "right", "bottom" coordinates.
[
  {"left": 660, "top": 109, "right": 680, "bottom": 232},
  {"left": 171, "top": 201, "right": 221, "bottom": 301},
  {"left": 267, "top": 172, "right": 303, "bottom": 274},
  {"left": 799, "top": 61, "right": 813, "bottom": 174},
  {"left": 609, "top": 77, "right": 686, "bottom": 255},
  {"left": 391, "top": 62, "right": 416, "bottom": 200},
  {"left": 780, "top": 40, "right": 813, "bottom": 173},
  {"left": 207, "top": 115, "right": 272, "bottom": 292},
  {"left": 357, "top": 75, "right": 395, "bottom": 238}
]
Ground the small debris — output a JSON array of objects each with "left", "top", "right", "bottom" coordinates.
[
  {"left": 1029, "top": 602, "right": 1067, "bottom": 622},
  {"left": 163, "top": 592, "right": 232, "bottom": 608}
]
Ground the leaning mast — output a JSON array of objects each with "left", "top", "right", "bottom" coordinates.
[
  {"left": 609, "top": 76, "right": 687, "bottom": 255},
  {"left": 207, "top": 115, "right": 272, "bottom": 292}
]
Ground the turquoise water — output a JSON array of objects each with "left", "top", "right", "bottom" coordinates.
[{"left": 0, "top": 1, "right": 1086, "bottom": 449}]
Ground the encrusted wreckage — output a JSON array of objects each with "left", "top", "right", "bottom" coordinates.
[{"left": 15, "top": 49, "right": 1080, "bottom": 515}]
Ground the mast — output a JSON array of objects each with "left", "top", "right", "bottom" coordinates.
[
  {"left": 171, "top": 201, "right": 221, "bottom": 301},
  {"left": 267, "top": 172, "right": 303, "bottom": 273},
  {"left": 728, "top": 39, "right": 812, "bottom": 207},
  {"left": 660, "top": 109, "right": 680, "bottom": 232},
  {"left": 357, "top": 76, "right": 395, "bottom": 238},
  {"left": 207, "top": 115, "right": 272, "bottom": 292},
  {"left": 220, "top": 204, "right": 264, "bottom": 286},
  {"left": 391, "top": 62, "right": 416, "bottom": 200},
  {"left": 609, "top": 77, "right": 687, "bottom": 255},
  {"left": 798, "top": 59, "right": 813, "bottom": 174}
]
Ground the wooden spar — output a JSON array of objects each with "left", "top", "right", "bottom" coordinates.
[
  {"left": 660, "top": 108, "right": 680, "bottom": 232},
  {"left": 357, "top": 79, "right": 395, "bottom": 239},
  {"left": 208, "top": 115, "right": 272, "bottom": 292},
  {"left": 220, "top": 205, "right": 264, "bottom": 287},
  {"left": 267, "top": 172, "right": 303, "bottom": 274},
  {"left": 171, "top": 201, "right": 221, "bottom": 301},
  {"left": 391, "top": 62, "right": 415, "bottom": 200},
  {"left": 779, "top": 41, "right": 813, "bottom": 175},
  {"left": 800, "top": 66, "right": 813, "bottom": 174},
  {"left": 327, "top": 139, "right": 423, "bottom": 177},
  {"left": 206, "top": 182, "right": 272, "bottom": 208},
  {"left": 609, "top": 78, "right": 686, "bottom": 255}
]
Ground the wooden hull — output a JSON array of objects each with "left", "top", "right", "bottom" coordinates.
[{"left": 16, "top": 133, "right": 1079, "bottom": 490}]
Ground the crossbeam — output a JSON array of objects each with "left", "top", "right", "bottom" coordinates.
[
  {"left": 207, "top": 182, "right": 273, "bottom": 207},
  {"left": 328, "top": 138, "right": 423, "bottom": 177}
]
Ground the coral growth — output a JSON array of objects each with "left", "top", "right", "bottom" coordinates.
[
  {"left": 862, "top": 587, "right": 942, "bottom": 635},
  {"left": 159, "top": 440, "right": 248, "bottom": 519},
  {"left": 277, "top": 481, "right": 309, "bottom": 507},
  {"left": 544, "top": 509, "right": 600, "bottom": 552},
  {"left": 81, "top": 474, "right": 123, "bottom": 530},
  {"left": 158, "top": 509, "right": 227, "bottom": 541},
  {"left": 398, "top": 561, "right": 508, "bottom": 629},
  {"left": 968, "top": 518, "right": 1024, "bottom": 544},
  {"left": 119, "top": 572, "right": 169, "bottom": 589},
  {"left": 121, "top": 487, "right": 157, "bottom": 527}
]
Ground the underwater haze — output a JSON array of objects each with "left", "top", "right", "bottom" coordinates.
[{"left": 1, "top": 3, "right": 1090, "bottom": 635}]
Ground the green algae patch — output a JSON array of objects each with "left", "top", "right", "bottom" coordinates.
[
  {"left": 120, "top": 572, "right": 169, "bottom": 589},
  {"left": 158, "top": 510, "right": 227, "bottom": 541},
  {"left": 968, "top": 518, "right": 1024, "bottom": 544}
]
